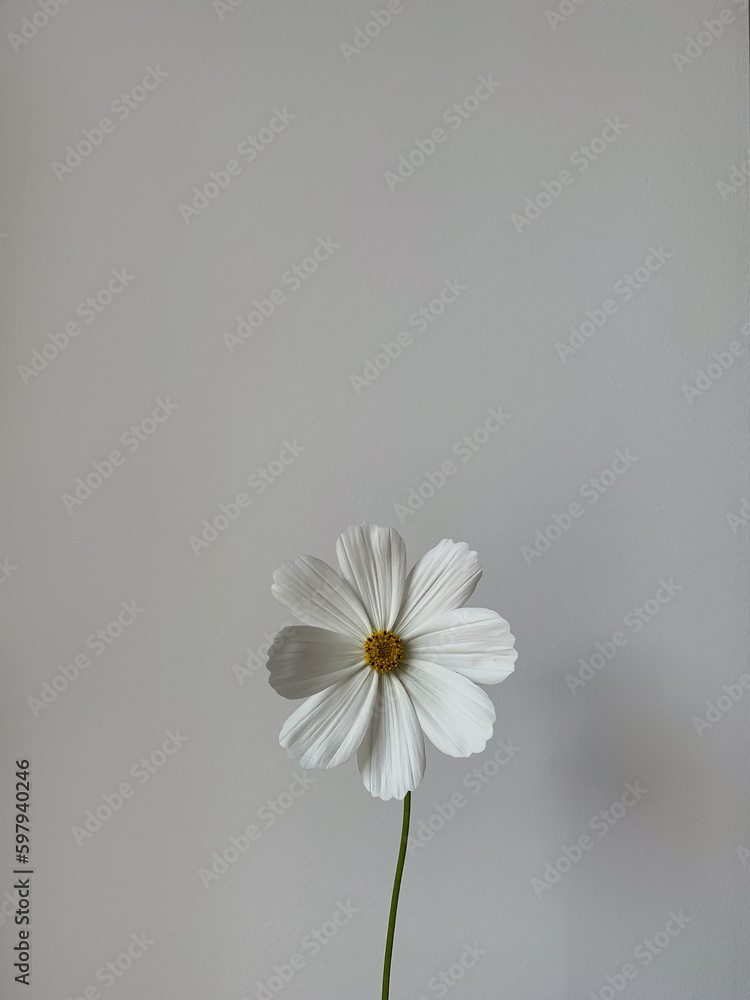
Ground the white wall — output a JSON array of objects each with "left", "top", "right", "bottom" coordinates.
[{"left": 1, "top": 1, "right": 748, "bottom": 997}]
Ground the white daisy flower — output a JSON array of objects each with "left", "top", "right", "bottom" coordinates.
[{"left": 267, "top": 522, "right": 517, "bottom": 800}]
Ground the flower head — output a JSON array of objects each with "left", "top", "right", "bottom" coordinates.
[{"left": 267, "top": 523, "right": 517, "bottom": 800}]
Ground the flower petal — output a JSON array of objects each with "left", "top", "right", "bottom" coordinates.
[
  {"left": 358, "top": 673, "right": 426, "bottom": 800},
  {"left": 395, "top": 539, "right": 482, "bottom": 637},
  {"left": 279, "top": 667, "right": 378, "bottom": 769},
  {"left": 272, "top": 555, "right": 372, "bottom": 639},
  {"left": 398, "top": 658, "right": 495, "bottom": 757},
  {"left": 267, "top": 626, "right": 366, "bottom": 700},
  {"left": 336, "top": 523, "right": 407, "bottom": 631},
  {"left": 406, "top": 608, "right": 517, "bottom": 684}
]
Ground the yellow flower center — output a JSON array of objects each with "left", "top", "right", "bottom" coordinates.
[{"left": 364, "top": 630, "right": 404, "bottom": 673}]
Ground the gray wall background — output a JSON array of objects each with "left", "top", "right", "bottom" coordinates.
[{"left": 1, "top": 1, "right": 748, "bottom": 998}]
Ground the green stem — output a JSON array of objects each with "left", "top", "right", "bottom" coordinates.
[{"left": 382, "top": 791, "right": 411, "bottom": 1000}]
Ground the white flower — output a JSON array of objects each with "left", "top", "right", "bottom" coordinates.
[{"left": 267, "top": 523, "right": 517, "bottom": 800}]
